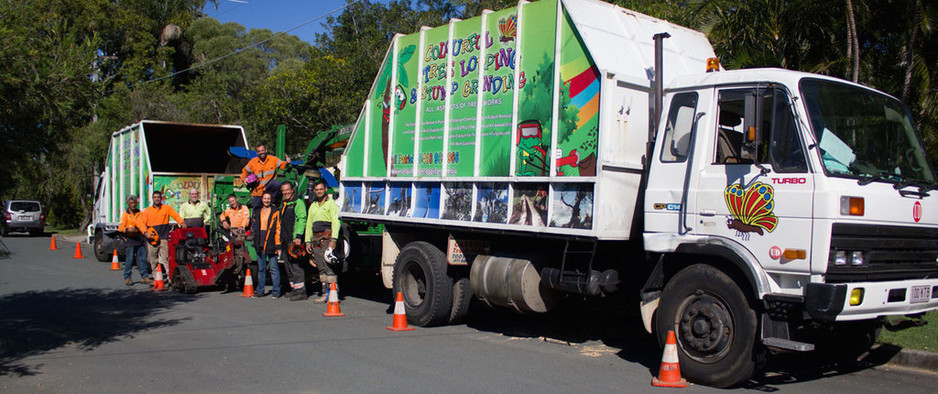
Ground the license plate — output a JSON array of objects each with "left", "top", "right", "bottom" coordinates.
[{"left": 910, "top": 285, "right": 931, "bottom": 304}]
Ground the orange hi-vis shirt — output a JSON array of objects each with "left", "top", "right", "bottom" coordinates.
[
  {"left": 241, "top": 155, "right": 288, "bottom": 197},
  {"left": 220, "top": 204, "right": 251, "bottom": 229},
  {"left": 140, "top": 204, "right": 184, "bottom": 239}
]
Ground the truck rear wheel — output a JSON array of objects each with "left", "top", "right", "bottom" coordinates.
[
  {"left": 656, "top": 264, "right": 757, "bottom": 388},
  {"left": 449, "top": 274, "right": 472, "bottom": 324},
  {"left": 393, "top": 241, "right": 453, "bottom": 327},
  {"left": 93, "top": 232, "right": 110, "bottom": 262}
]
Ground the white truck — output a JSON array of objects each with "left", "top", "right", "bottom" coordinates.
[
  {"left": 337, "top": 0, "right": 938, "bottom": 387},
  {"left": 90, "top": 120, "right": 249, "bottom": 261}
]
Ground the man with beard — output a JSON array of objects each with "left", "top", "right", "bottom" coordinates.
[
  {"left": 305, "top": 181, "right": 341, "bottom": 304},
  {"left": 278, "top": 181, "right": 308, "bottom": 301},
  {"left": 241, "top": 144, "right": 290, "bottom": 210},
  {"left": 139, "top": 190, "right": 186, "bottom": 281}
]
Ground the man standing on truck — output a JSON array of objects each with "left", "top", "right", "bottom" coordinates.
[
  {"left": 220, "top": 194, "right": 251, "bottom": 280},
  {"left": 241, "top": 144, "right": 290, "bottom": 210},
  {"left": 305, "top": 180, "right": 340, "bottom": 304},
  {"left": 251, "top": 192, "right": 282, "bottom": 299},
  {"left": 118, "top": 195, "right": 151, "bottom": 286},
  {"left": 179, "top": 188, "right": 211, "bottom": 230},
  {"left": 140, "top": 190, "right": 186, "bottom": 279},
  {"left": 278, "top": 181, "right": 308, "bottom": 301}
]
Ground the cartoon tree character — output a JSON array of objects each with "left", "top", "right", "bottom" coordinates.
[{"left": 517, "top": 120, "right": 548, "bottom": 176}]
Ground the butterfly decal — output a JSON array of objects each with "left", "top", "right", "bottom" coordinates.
[
  {"left": 724, "top": 182, "right": 778, "bottom": 239},
  {"left": 499, "top": 15, "right": 517, "bottom": 42}
]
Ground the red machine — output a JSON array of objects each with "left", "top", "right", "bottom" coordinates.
[{"left": 167, "top": 227, "right": 249, "bottom": 294}]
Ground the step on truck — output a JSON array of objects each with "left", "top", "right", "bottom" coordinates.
[
  {"left": 336, "top": 0, "right": 938, "bottom": 387},
  {"left": 90, "top": 120, "right": 250, "bottom": 262}
]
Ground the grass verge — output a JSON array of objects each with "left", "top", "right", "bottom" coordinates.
[{"left": 878, "top": 310, "right": 938, "bottom": 352}]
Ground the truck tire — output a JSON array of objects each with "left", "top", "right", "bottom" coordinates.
[
  {"left": 93, "top": 232, "right": 110, "bottom": 262},
  {"left": 393, "top": 241, "right": 453, "bottom": 327},
  {"left": 656, "top": 264, "right": 758, "bottom": 388},
  {"left": 449, "top": 275, "right": 472, "bottom": 324}
]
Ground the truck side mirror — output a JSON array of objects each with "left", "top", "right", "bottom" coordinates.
[{"left": 740, "top": 93, "right": 759, "bottom": 161}]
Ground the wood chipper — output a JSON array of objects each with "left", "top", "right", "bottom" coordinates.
[{"left": 167, "top": 227, "right": 249, "bottom": 294}]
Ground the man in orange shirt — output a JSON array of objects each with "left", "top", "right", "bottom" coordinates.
[
  {"left": 139, "top": 190, "right": 186, "bottom": 279},
  {"left": 240, "top": 144, "right": 290, "bottom": 210},
  {"left": 220, "top": 193, "right": 251, "bottom": 280},
  {"left": 118, "top": 195, "right": 151, "bottom": 286}
]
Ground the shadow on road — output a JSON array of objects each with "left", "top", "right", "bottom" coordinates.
[
  {"left": 744, "top": 345, "right": 904, "bottom": 390},
  {"left": 0, "top": 288, "right": 198, "bottom": 377}
]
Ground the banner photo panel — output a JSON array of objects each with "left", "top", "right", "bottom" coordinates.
[
  {"left": 510, "top": 183, "right": 549, "bottom": 226},
  {"left": 515, "top": 0, "right": 557, "bottom": 177},
  {"left": 417, "top": 26, "right": 451, "bottom": 177},
  {"left": 390, "top": 34, "right": 420, "bottom": 177},
  {"left": 341, "top": 182, "right": 363, "bottom": 213},
  {"left": 477, "top": 8, "right": 518, "bottom": 177},
  {"left": 413, "top": 182, "right": 441, "bottom": 219},
  {"left": 556, "top": 10, "right": 599, "bottom": 177},
  {"left": 442, "top": 182, "right": 473, "bottom": 220},
  {"left": 473, "top": 183, "right": 508, "bottom": 223},
  {"left": 364, "top": 182, "right": 386, "bottom": 215},
  {"left": 368, "top": 52, "right": 392, "bottom": 177},
  {"left": 387, "top": 182, "right": 412, "bottom": 217},
  {"left": 550, "top": 183, "right": 593, "bottom": 229},
  {"left": 446, "top": 17, "right": 484, "bottom": 177}
]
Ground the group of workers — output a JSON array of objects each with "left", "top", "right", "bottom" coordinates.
[{"left": 118, "top": 144, "right": 342, "bottom": 303}]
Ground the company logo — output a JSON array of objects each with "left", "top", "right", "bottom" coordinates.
[
  {"left": 653, "top": 203, "right": 681, "bottom": 211},
  {"left": 724, "top": 182, "right": 778, "bottom": 240},
  {"left": 769, "top": 246, "right": 782, "bottom": 260},
  {"left": 913, "top": 201, "right": 922, "bottom": 222}
]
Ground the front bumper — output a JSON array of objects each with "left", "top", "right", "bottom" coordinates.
[{"left": 805, "top": 279, "right": 938, "bottom": 322}]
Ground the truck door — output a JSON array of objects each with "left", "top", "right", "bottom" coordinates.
[
  {"left": 645, "top": 91, "right": 709, "bottom": 234},
  {"left": 695, "top": 86, "right": 815, "bottom": 277}
]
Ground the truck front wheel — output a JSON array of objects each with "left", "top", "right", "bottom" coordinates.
[
  {"left": 93, "top": 232, "right": 110, "bottom": 262},
  {"left": 393, "top": 241, "right": 453, "bottom": 327},
  {"left": 656, "top": 264, "right": 758, "bottom": 388}
]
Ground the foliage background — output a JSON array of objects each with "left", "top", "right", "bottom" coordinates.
[{"left": 1, "top": 0, "right": 935, "bottom": 228}]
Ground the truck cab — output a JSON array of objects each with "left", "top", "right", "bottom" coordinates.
[{"left": 644, "top": 68, "right": 938, "bottom": 382}]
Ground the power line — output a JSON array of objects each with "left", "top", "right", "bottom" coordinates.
[{"left": 109, "top": 3, "right": 349, "bottom": 93}]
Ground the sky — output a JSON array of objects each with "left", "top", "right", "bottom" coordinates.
[{"left": 201, "top": 0, "right": 354, "bottom": 44}]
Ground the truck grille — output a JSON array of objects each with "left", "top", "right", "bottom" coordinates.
[{"left": 826, "top": 223, "right": 938, "bottom": 283}]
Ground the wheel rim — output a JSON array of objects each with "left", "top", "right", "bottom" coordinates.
[
  {"left": 401, "top": 260, "right": 427, "bottom": 309},
  {"left": 675, "top": 292, "right": 735, "bottom": 363}
]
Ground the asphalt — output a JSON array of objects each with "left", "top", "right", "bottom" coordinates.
[{"left": 1, "top": 233, "right": 936, "bottom": 393}]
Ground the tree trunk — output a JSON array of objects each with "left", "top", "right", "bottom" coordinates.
[
  {"left": 845, "top": 0, "right": 859, "bottom": 83},
  {"left": 903, "top": 0, "right": 921, "bottom": 102}
]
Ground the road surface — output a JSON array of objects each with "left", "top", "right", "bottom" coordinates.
[{"left": 0, "top": 234, "right": 934, "bottom": 393}]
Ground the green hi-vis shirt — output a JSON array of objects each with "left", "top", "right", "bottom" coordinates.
[
  {"left": 179, "top": 201, "right": 211, "bottom": 222},
  {"left": 305, "top": 196, "right": 340, "bottom": 242}
]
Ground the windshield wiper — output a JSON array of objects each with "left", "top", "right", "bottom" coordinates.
[
  {"left": 893, "top": 179, "right": 935, "bottom": 198},
  {"left": 856, "top": 172, "right": 891, "bottom": 186}
]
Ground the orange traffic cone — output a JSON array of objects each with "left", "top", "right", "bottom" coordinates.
[
  {"left": 386, "top": 292, "right": 414, "bottom": 331},
  {"left": 322, "top": 282, "right": 344, "bottom": 317},
  {"left": 652, "top": 330, "right": 687, "bottom": 388},
  {"left": 73, "top": 242, "right": 85, "bottom": 259},
  {"left": 239, "top": 269, "right": 255, "bottom": 297},
  {"left": 110, "top": 250, "right": 121, "bottom": 271},
  {"left": 49, "top": 235, "right": 58, "bottom": 250},
  {"left": 152, "top": 264, "right": 166, "bottom": 291}
]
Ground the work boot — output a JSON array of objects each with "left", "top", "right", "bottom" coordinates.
[
  {"left": 312, "top": 294, "right": 328, "bottom": 304},
  {"left": 124, "top": 279, "right": 133, "bottom": 286},
  {"left": 290, "top": 288, "right": 307, "bottom": 301},
  {"left": 140, "top": 278, "right": 153, "bottom": 285}
]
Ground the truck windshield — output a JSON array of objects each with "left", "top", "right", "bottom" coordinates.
[{"left": 800, "top": 78, "right": 935, "bottom": 185}]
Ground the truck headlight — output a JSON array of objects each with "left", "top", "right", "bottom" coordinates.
[
  {"left": 850, "top": 251, "right": 864, "bottom": 266},
  {"left": 834, "top": 250, "right": 847, "bottom": 265}
]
